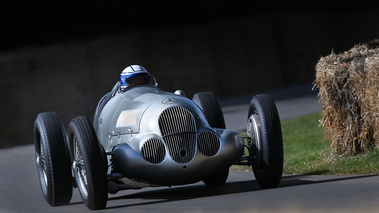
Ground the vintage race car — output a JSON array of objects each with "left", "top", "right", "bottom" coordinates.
[{"left": 34, "top": 82, "right": 283, "bottom": 210}]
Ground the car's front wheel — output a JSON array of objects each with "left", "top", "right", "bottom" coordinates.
[
  {"left": 68, "top": 116, "right": 108, "bottom": 210},
  {"left": 247, "top": 94, "right": 283, "bottom": 189}
]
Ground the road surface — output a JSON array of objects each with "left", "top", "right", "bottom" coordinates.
[{"left": 1, "top": 145, "right": 378, "bottom": 213}]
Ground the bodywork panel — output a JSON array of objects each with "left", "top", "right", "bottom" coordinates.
[{"left": 95, "top": 86, "right": 244, "bottom": 187}]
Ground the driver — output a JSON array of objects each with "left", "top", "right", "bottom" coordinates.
[
  {"left": 94, "top": 65, "right": 156, "bottom": 132},
  {"left": 119, "top": 65, "right": 157, "bottom": 91}
]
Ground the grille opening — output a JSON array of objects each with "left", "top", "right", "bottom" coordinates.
[
  {"left": 141, "top": 138, "right": 165, "bottom": 164},
  {"left": 198, "top": 131, "right": 221, "bottom": 157},
  {"left": 158, "top": 106, "right": 197, "bottom": 164}
]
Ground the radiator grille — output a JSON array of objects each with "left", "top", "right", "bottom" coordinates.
[
  {"left": 198, "top": 131, "right": 221, "bottom": 157},
  {"left": 141, "top": 138, "right": 166, "bottom": 164},
  {"left": 158, "top": 106, "right": 196, "bottom": 164}
]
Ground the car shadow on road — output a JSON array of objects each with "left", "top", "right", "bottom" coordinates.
[
  {"left": 104, "top": 173, "right": 376, "bottom": 210},
  {"left": 105, "top": 180, "right": 260, "bottom": 209}
]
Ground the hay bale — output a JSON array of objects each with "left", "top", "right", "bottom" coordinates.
[{"left": 314, "top": 40, "right": 379, "bottom": 155}]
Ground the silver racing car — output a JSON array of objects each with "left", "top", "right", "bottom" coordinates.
[{"left": 33, "top": 65, "right": 283, "bottom": 210}]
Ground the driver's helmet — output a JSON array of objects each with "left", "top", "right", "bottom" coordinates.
[{"left": 119, "top": 65, "right": 156, "bottom": 90}]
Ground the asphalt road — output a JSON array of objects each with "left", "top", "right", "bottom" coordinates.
[
  {"left": 1, "top": 83, "right": 379, "bottom": 213},
  {"left": 1, "top": 145, "right": 378, "bottom": 213}
]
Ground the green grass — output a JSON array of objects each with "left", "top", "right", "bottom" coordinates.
[
  {"left": 282, "top": 112, "right": 379, "bottom": 175},
  {"left": 232, "top": 112, "right": 379, "bottom": 175},
  {"left": 282, "top": 112, "right": 330, "bottom": 174}
]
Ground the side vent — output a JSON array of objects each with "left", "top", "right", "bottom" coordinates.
[
  {"left": 141, "top": 138, "right": 166, "bottom": 164},
  {"left": 198, "top": 131, "right": 221, "bottom": 157}
]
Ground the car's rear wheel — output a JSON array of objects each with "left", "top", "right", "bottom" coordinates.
[
  {"left": 192, "top": 91, "right": 226, "bottom": 128},
  {"left": 247, "top": 94, "right": 283, "bottom": 189},
  {"left": 68, "top": 116, "right": 108, "bottom": 210},
  {"left": 33, "top": 112, "right": 73, "bottom": 206},
  {"left": 193, "top": 92, "right": 229, "bottom": 186}
]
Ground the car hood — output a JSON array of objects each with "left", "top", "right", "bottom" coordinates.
[{"left": 97, "top": 86, "right": 208, "bottom": 144}]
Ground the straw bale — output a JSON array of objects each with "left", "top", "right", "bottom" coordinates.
[{"left": 314, "top": 40, "right": 379, "bottom": 155}]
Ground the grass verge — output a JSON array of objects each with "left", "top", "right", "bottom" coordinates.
[{"left": 231, "top": 112, "right": 379, "bottom": 175}]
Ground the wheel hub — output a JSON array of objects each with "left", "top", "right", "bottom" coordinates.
[
  {"left": 36, "top": 153, "right": 41, "bottom": 167},
  {"left": 247, "top": 114, "right": 262, "bottom": 168},
  {"left": 72, "top": 160, "right": 78, "bottom": 172}
]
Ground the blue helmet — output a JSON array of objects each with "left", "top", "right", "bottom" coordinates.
[{"left": 119, "top": 65, "right": 156, "bottom": 90}]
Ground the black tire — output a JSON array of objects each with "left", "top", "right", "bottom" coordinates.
[
  {"left": 203, "top": 169, "right": 229, "bottom": 187},
  {"left": 33, "top": 112, "right": 73, "bottom": 206},
  {"left": 68, "top": 116, "right": 108, "bottom": 210},
  {"left": 192, "top": 91, "right": 226, "bottom": 128},
  {"left": 193, "top": 92, "right": 228, "bottom": 186},
  {"left": 247, "top": 94, "right": 283, "bottom": 189}
]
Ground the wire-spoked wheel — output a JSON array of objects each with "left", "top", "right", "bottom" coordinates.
[
  {"left": 33, "top": 112, "right": 73, "bottom": 206},
  {"left": 247, "top": 94, "right": 283, "bottom": 189},
  {"left": 68, "top": 116, "right": 108, "bottom": 210}
]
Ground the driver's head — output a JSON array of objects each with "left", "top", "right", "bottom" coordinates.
[{"left": 119, "top": 65, "right": 156, "bottom": 90}]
